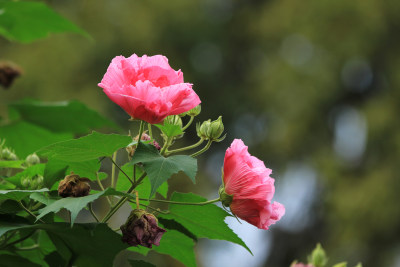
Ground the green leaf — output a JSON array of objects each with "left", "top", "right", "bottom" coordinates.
[
  {"left": 0, "top": 160, "right": 25, "bottom": 169},
  {"left": 6, "top": 163, "right": 45, "bottom": 187},
  {"left": 130, "top": 143, "right": 197, "bottom": 197},
  {"left": 129, "top": 229, "right": 196, "bottom": 267},
  {"left": 0, "top": 1, "right": 89, "bottom": 43},
  {"left": 9, "top": 99, "right": 116, "bottom": 134},
  {"left": 117, "top": 163, "right": 168, "bottom": 206},
  {"left": 29, "top": 192, "right": 57, "bottom": 206},
  {"left": 159, "top": 192, "right": 251, "bottom": 254},
  {"left": 128, "top": 260, "right": 156, "bottom": 267},
  {"left": 38, "top": 131, "right": 131, "bottom": 162},
  {"left": 155, "top": 123, "right": 183, "bottom": 138},
  {"left": 0, "top": 219, "right": 128, "bottom": 267},
  {"left": 0, "top": 254, "right": 41, "bottom": 267},
  {"left": 36, "top": 188, "right": 133, "bottom": 225},
  {"left": 0, "top": 121, "right": 73, "bottom": 158},
  {"left": 0, "top": 188, "right": 48, "bottom": 202}
]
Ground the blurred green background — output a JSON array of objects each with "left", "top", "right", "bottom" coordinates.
[{"left": 1, "top": 0, "right": 400, "bottom": 266}]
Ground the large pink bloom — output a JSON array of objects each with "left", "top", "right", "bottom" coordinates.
[
  {"left": 98, "top": 54, "right": 201, "bottom": 124},
  {"left": 222, "top": 139, "right": 285, "bottom": 230}
]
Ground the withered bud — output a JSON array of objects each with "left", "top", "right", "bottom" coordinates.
[
  {"left": 120, "top": 209, "right": 166, "bottom": 248},
  {"left": 58, "top": 172, "right": 91, "bottom": 198},
  {"left": 126, "top": 133, "right": 161, "bottom": 158},
  {"left": 0, "top": 62, "right": 22, "bottom": 89}
]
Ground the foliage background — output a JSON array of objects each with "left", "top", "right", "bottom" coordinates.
[{"left": 1, "top": 0, "right": 400, "bottom": 266}]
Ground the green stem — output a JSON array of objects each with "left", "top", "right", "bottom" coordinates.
[
  {"left": 96, "top": 173, "right": 111, "bottom": 205},
  {"left": 127, "top": 199, "right": 170, "bottom": 214},
  {"left": 160, "top": 136, "right": 171, "bottom": 156},
  {"left": 137, "top": 121, "right": 145, "bottom": 144},
  {"left": 110, "top": 155, "right": 133, "bottom": 185},
  {"left": 182, "top": 116, "right": 194, "bottom": 131},
  {"left": 111, "top": 152, "right": 117, "bottom": 188},
  {"left": 19, "top": 201, "right": 44, "bottom": 223},
  {"left": 141, "top": 198, "right": 220, "bottom": 206},
  {"left": 147, "top": 123, "right": 153, "bottom": 139},
  {"left": 166, "top": 138, "right": 204, "bottom": 156},
  {"left": 1, "top": 231, "right": 36, "bottom": 249},
  {"left": 101, "top": 172, "right": 147, "bottom": 223},
  {"left": 88, "top": 203, "right": 99, "bottom": 222},
  {"left": 190, "top": 140, "right": 213, "bottom": 157}
]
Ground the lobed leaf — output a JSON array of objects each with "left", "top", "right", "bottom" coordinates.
[
  {"left": 159, "top": 192, "right": 251, "bottom": 254},
  {"left": 0, "top": 188, "right": 49, "bottom": 202},
  {"left": 130, "top": 143, "right": 196, "bottom": 197},
  {"left": 0, "top": 121, "right": 73, "bottom": 158},
  {"left": 155, "top": 123, "right": 183, "bottom": 138},
  {"left": 36, "top": 187, "right": 134, "bottom": 225},
  {"left": 0, "top": 1, "right": 89, "bottom": 43},
  {"left": 38, "top": 131, "right": 131, "bottom": 162},
  {"left": 9, "top": 99, "right": 116, "bottom": 134}
]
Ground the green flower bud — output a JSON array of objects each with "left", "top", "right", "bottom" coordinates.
[
  {"left": 163, "top": 115, "right": 183, "bottom": 128},
  {"left": 25, "top": 153, "right": 40, "bottom": 166},
  {"left": 208, "top": 116, "right": 224, "bottom": 140},
  {"left": 1, "top": 148, "right": 17, "bottom": 161},
  {"left": 197, "top": 116, "right": 225, "bottom": 141},
  {"left": 308, "top": 243, "right": 328, "bottom": 267},
  {"left": 34, "top": 175, "right": 44, "bottom": 189},
  {"left": 197, "top": 119, "right": 212, "bottom": 140},
  {"left": 20, "top": 176, "right": 31, "bottom": 188},
  {"left": 332, "top": 263, "right": 347, "bottom": 267},
  {"left": 186, "top": 105, "right": 201, "bottom": 117}
]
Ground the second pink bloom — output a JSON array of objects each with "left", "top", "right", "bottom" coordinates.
[{"left": 222, "top": 139, "right": 285, "bottom": 230}]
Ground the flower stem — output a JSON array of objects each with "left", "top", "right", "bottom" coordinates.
[
  {"left": 182, "top": 116, "right": 194, "bottom": 131},
  {"left": 110, "top": 155, "right": 133, "bottom": 185},
  {"left": 166, "top": 138, "right": 204, "bottom": 156},
  {"left": 96, "top": 172, "right": 111, "bottom": 205},
  {"left": 190, "top": 140, "right": 213, "bottom": 157},
  {"left": 147, "top": 123, "right": 153, "bottom": 139},
  {"left": 88, "top": 203, "right": 99, "bottom": 222},
  {"left": 140, "top": 198, "right": 220, "bottom": 206},
  {"left": 101, "top": 172, "right": 147, "bottom": 223},
  {"left": 137, "top": 120, "right": 145, "bottom": 144},
  {"left": 160, "top": 136, "right": 171, "bottom": 156},
  {"left": 19, "top": 201, "right": 44, "bottom": 223},
  {"left": 111, "top": 151, "right": 117, "bottom": 188}
]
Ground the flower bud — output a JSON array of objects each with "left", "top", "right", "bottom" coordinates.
[
  {"left": 20, "top": 176, "right": 31, "bottom": 188},
  {"left": 197, "top": 116, "right": 225, "bottom": 141},
  {"left": 34, "top": 175, "right": 44, "bottom": 189},
  {"left": 308, "top": 243, "right": 328, "bottom": 267},
  {"left": 0, "top": 148, "right": 18, "bottom": 161},
  {"left": 332, "top": 263, "right": 347, "bottom": 267},
  {"left": 25, "top": 153, "right": 40, "bottom": 166},
  {"left": 163, "top": 115, "right": 183, "bottom": 128},
  {"left": 58, "top": 172, "right": 91, "bottom": 198},
  {"left": 126, "top": 133, "right": 161, "bottom": 158},
  {"left": 120, "top": 209, "right": 166, "bottom": 248},
  {"left": 186, "top": 105, "right": 201, "bottom": 117}
]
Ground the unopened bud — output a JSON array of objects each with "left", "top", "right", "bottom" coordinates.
[
  {"left": 58, "top": 172, "right": 91, "bottom": 198},
  {"left": 186, "top": 105, "right": 201, "bottom": 117},
  {"left": 1, "top": 148, "right": 18, "bottom": 161},
  {"left": 308, "top": 243, "right": 328, "bottom": 267},
  {"left": 34, "top": 175, "right": 44, "bottom": 189},
  {"left": 197, "top": 116, "right": 225, "bottom": 141},
  {"left": 120, "top": 209, "right": 166, "bottom": 248},
  {"left": 163, "top": 115, "right": 183, "bottom": 128},
  {"left": 20, "top": 176, "right": 31, "bottom": 188},
  {"left": 25, "top": 153, "right": 40, "bottom": 166}
]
